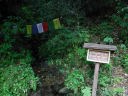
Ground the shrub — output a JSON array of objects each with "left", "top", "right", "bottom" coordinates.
[
  {"left": 39, "top": 27, "right": 90, "bottom": 59},
  {"left": 0, "top": 64, "right": 38, "bottom": 96},
  {"left": 0, "top": 18, "right": 38, "bottom": 96},
  {"left": 0, "top": 42, "right": 38, "bottom": 96},
  {"left": 65, "top": 69, "right": 85, "bottom": 94}
]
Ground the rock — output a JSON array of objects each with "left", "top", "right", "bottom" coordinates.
[
  {"left": 124, "top": 73, "right": 128, "bottom": 77},
  {"left": 59, "top": 87, "right": 70, "bottom": 94}
]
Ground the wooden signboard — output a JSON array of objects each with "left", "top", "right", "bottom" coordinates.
[
  {"left": 87, "top": 49, "right": 110, "bottom": 64},
  {"left": 83, "top": 43, "right": 117, "bottom": 96}
]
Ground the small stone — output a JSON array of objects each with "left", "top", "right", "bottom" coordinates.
[
  {"left": 59, "top": 87, "right": 70, "bottom": 94},
  {"left": 124, "top": 74, "right": 128, "bottom": 77}
]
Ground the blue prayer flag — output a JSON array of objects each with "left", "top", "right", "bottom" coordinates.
[{"left": 32, "top": 24, "right": 38, "bottom": 35}]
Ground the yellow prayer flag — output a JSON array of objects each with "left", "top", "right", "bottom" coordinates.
[
  {"left": 26, "top": 25, "right": 32, "bottom": 35},
  {"left": 53, "top": 18, "right": 61, "bottom": 29}
]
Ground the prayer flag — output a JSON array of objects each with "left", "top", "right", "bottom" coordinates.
[
  {"left": 26, "top": 25, "right": 32, "bottom": 35},
  {"left": 32, "top": 24, "right": 38, "bottom": 35},
  {"left": 43, "top": 22, "right": 48, "bottom": 32},
  {"left": 48, "top": 21, "right": 54, "bottom": 31},
  {"left": 53, "top": 18, "right": 61, "bottom": 29},
  {"left": 37, "top": 23, "right": 44, "bottom": 33}
]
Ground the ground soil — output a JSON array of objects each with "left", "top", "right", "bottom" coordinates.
[{"left": 29, "top": 63, "right": 128, "bottom": 96}]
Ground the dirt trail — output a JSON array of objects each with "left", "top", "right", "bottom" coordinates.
[
  {"left": 112, "top": 66, "right": 128, "bottom": 96},
  {"left": 30, "top": 65, "right": 66, "bottom": 96}
]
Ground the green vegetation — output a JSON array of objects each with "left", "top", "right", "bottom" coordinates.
[
  {"left": 0, "top": 21, "right": 38, "bottom": 96},
  {"left": 0, "top": 0, "right": 128, "bottom": 96}
]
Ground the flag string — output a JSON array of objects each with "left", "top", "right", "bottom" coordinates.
[{"left": 26, "top": 18, "right": 62, "bottom": 37}]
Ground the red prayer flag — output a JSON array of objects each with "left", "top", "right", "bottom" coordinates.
[{"left": 43, "top": 22, "right": 48, "bottom": 32}]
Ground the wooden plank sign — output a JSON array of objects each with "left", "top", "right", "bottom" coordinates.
[
  {"left": 83, "top": 43, "right": 117, "bottom": 96},
  {"left": 87, "top": 49, "right": 110, "bottom": 64}
]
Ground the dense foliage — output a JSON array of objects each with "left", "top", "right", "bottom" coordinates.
[
  {"left": 0, "top": 0, "right": 128, "bottom": 96},
  {"left": 0, "top": 21, "right": 38, "bottom": 96}
]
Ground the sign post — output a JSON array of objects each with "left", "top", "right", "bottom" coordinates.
[
  {"left": 83, "top": 43, "right": 117, "bottom": 96},
  {"left": 92, "top": 63, "right": 100, "bottom": 96}
]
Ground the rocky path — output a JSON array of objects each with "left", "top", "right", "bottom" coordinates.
[{"left": 29, "top": 65, "right": 69, "bottom": 96}]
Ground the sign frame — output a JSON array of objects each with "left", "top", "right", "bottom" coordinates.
[{"left": 87, "top": 49, "right": 110, "bottom": 64}]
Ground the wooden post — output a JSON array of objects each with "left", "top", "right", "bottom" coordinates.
[{"left": 92, "top": 63, "right": 100, "bottom": 96}]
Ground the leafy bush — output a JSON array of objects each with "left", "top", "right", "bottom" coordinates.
[
  {"left": 64, "top": 69, "right": 91, "bottom": 96},
  {"left": 39, "top": 27, "right": 89, "bottom": 59},
  {"left": 65, "top": 69, "right": 85, "bottom": 94},
  {"left": 0, "top": 19, "right": 38, "bottom": 96},
  {"left": 0, "top": 45, "right": 38, "bottom": 96},
  {"left": 0, "top": 64, "right": 38, "bottom": 96}
]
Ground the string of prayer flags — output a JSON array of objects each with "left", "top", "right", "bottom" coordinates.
[
  {"left": 32, "top": 24, "right": 38, "bottom": 35},
  {"left": 26, "top": 18, "right": 62, "bottom": 36},
  {"left": 26, "top": 25, "right": 32, "bottom": 35},
  {"left": 37, "top": 23, "right": 44, "bottom": 33},
  {"left": 43, "top": 22, "right": 48, "bottom": 32},
  {"left": 53, "top": 18, "right": 61, "bottom": 29}
]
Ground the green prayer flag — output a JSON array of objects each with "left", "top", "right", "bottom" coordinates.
[
  {"left": 26, "top": 25, "right": 32, "bottom": 36},
  {"left": 48, "top": 21, "right": 54, "bottom": 31},
  {"left": 53, "top": 18, "right": 61, "bottom": 29}
]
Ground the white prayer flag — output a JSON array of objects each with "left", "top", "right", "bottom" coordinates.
[{"left": 37, "top": 23, "right": 44, "bottom": 33}]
